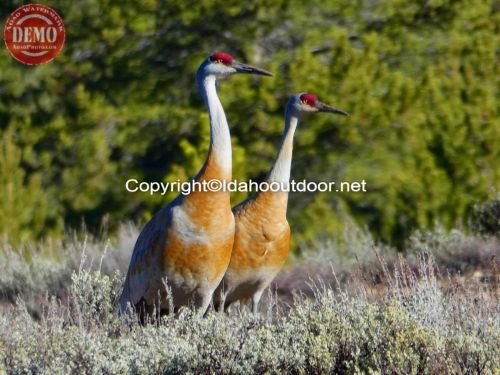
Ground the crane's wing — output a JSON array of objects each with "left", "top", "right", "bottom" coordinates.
[{"left": 119, "top": 202, "right": 176, "bottom": 313}]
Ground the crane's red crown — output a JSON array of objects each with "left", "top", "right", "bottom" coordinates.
[
  {"left": 210, "top": 52, "right": 233, "bottom": 66},
  {"left": 300, "top": 93, "right": 317, "bottom": 106}
]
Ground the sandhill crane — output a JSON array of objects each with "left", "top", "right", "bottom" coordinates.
[
  {"left": 119, "top": 52, "right": 271, "bottom": 318},
  {"left": 215, "top": 93, "right": 348, "bottom": 313}
]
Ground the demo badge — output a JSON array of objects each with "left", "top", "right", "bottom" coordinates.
[{"left": 3, "top": 4, "right": 65, "bottom": 65}]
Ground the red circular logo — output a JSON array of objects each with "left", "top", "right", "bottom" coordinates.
[{"left": 3, "top": 4, "right": 65, "bottom": 65}]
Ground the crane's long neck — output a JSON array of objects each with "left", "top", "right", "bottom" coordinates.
[
  {"left": 268, "top": 108, "right": 299, "bottom": 184},
  {"left": 196, "top": 74, "right": 232, "bottom": 181}
]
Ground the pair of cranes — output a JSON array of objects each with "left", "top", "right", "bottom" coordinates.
[{"left": 119, "top": 52, "right": 348, "bottom": 318}]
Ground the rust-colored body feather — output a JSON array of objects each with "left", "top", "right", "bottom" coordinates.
[
  {"left": 120, "top": 158, "right": 234, "bottom": 317},
  {"left": 215, "top": 190, "right": 291, "bottom": 312}
]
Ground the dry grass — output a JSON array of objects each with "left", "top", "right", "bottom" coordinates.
[{"left": 0, "top": 223, "right": 499, "bottom": 373}]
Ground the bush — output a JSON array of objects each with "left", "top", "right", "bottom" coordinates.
[
  {"left": 0, "top": 227, "right": 498, "bottom": 374},
  {"left": 471, "top": 199, "right": 500, "bottom": 236}
]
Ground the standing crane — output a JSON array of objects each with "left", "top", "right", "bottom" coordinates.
[
  {"left": 119, "top": 52, "right": 271, "bottom": 318},
  {"left": 215, "top": 93, "right": 348, "bottom": 313}
]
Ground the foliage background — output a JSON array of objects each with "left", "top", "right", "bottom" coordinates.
[{"left": 0, "top": 0, "right": 499, "bottom": 245}]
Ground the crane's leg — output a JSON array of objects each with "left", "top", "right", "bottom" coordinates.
[
  {"left": 213, "top": 287, "right": 227, "bottom": 312},
  {"left": 223, "top": 299, "right": 234, "bottom": 312},
  {"left": 196, "top": 288, "right": 214, "bottom": 316},
  {"left": 251, "top": 289, "right": 265, "bottom": 314}
]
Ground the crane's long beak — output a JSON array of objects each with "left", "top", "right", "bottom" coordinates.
[
  {"left": 316, "top": 101, "right": 349, "bottom": 116},
  {"left": 232, "top": 61, "right": 272, "bottom": 76}
]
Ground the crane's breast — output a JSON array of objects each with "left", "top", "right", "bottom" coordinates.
[
  {"left": 162, "top": 204, "right": 235, "bottom": 287},
  {"left": 230, "top": 210, "right": 291, "bottom": 271}
]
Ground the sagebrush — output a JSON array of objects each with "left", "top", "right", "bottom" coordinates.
[{"left": 0, "top": 225, "right": 498, "bottom": 374}]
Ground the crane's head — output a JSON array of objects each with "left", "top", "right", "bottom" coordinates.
[
  {"left": 288, "top": 93, "right": 349, "bottom": 118},
  {"left": 198, "top": 52, "right": 272, "bottom": 79}
]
